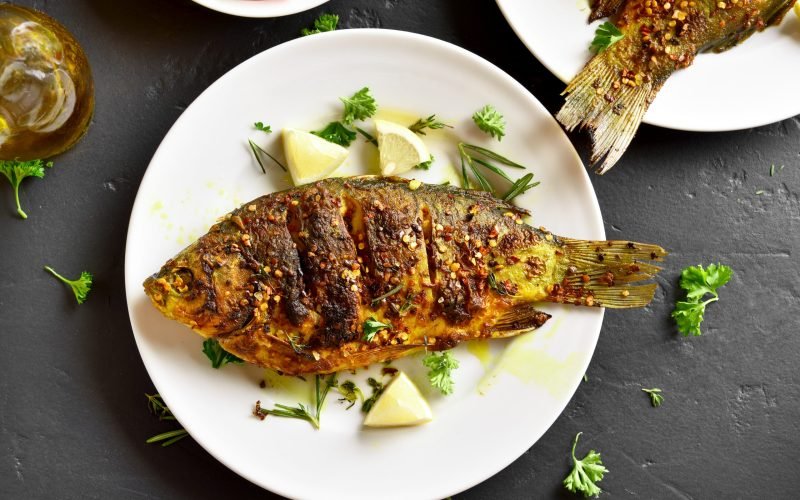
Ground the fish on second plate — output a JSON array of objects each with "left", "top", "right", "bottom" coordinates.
[
  {"left": 558, "top": 0, "right": 797, "bottom": 173},
  {"left": 143, "top": 176, "right": 666, "bottom": 375}
]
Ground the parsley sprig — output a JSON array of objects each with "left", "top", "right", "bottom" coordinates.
[
  {"left": 44, "top": 266, "right": 93, "bottom": 304},
  {"left": 254, "top": 373, "right": 337, "bottom": 429},
  {"left": 563, "top": 432, "right": 608, "bottom": 498},
  {"left": 363, "top": 317, "right": 392, "bottom": 342},
  {"left": 672, "top": 263, "right": 733, "bottom": 336},
  {"left": 0, "top": 159, "right": 53, "bottom": 219},
  {"left": 422, "top": 351, "right": 459, "bottom": 395},
  {"left": 642, "top": 388, "right": 664, "bottom": 407},
  {"left": 472, "top": 105, "right": 506, "bottom": 140},
  {"left": 301, "top": 13, "right": 339, "bottom": 36},
  {"left": 253, "top": 121, "right": 272, "bottom": 134},
  {"left": 202, "top": 338, "right": 244, "bottom": 368},
  {"left": 341, "top": 87, "right": 377, "bottom": 124},
  {"left": 458, "top": 143, "right": 539, "bottom": 202},
  {"left": 312, "top": 121, "right": 357, "bottom": 147},
  {"left": 590, "top": 21, "right": 624, "bottom": 53}
]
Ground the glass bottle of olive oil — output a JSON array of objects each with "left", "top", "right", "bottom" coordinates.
[{"left": 0, "top": 5, "right": 94, "bottom": 160}]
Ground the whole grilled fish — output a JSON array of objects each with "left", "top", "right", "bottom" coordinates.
[
  {"left": 558, "top": 0, "right": 796, "bottom": 173},
  {"left": 143, "top": 177, "right": 666, "bottom": 375}
]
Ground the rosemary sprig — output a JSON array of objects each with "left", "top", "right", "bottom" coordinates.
[
  {"left": 248, "top": 139, "right": 287, "bottom": 173},
  {"left": 355, "top": 126, "right": 378, "bottom": 146},
  {"left": 254, "top": 373, "right": 337, "bottom": 429},
  {"left": 146, "top": 429, "right": 189, "bottom": 447},
  {"left": 145, "top": 394, "right": 189, "bottom": 447},
  {"left": 409, "top": 114, "right": 452, "bottom": 135},
  {"left": 457, "top": 143, "right": 539, "bottom": 201},
  {"left": 285, "top": 333, "right": 308, "bottom": 354},
  {"left": 371, "top": 284, "right": 403, "bottom": 305}
]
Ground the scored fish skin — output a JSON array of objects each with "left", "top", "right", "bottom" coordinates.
[{"left": 144, "top": 177, "right": 666, "bottom": 375}]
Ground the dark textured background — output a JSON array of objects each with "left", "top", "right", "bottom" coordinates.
[{"left": 1, "top": 0, "right": 798, "bottom": 498}]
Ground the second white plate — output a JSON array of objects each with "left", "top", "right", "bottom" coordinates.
[{"left": 497, "top": 0, "right": 800, "bottom": 131}]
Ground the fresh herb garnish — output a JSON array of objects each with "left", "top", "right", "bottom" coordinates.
[
  {"left": 472, "top": 105, "right": 506, "bottom": 141},
  {"left": 248, "top": 139, "right": 287, "bottom": 173},
  {"left": 355, "top": 126, "right": 378, "bottom": 146},
  {"left": 286, "top": 333, "right": 308, "bottom": 354},
  {"left": 458, "top": 143, "right": 539, "bottom": 201},
  {"left": 301, "top": 13, "right": 339, "bottom": 36},
  {"left": 361, "top": 377, "right": 385, "bottom": 413},
  {"left": 145, "top": 394, "right": 189, "bottom": 447},
  {"left": 363, "top": 317, "right": 392, "bottom": 342},
  {"left": 422, "top": 351, "right": 459, "bottom": 395},
  {"left": 371, "top": 284, "right": 403, "bottom": 305},
  {"left": 642, "top": 388, "right": 664, "bottom": 407},
  {"left": 44, "top": 266, "right": 92, "bottom": 304},
  {"left": 409, "top": 114, "right": 451, "bottom": 135},
  {"left": 563, "top": 432, "right": 608, "bottom": 498},
  {"left": 397, "top": 292, "right": 418, "bottom": 315},
  {"left": 340, "top": 87, "right": 377, "bottom": 124},
  {"left": 590, "top": 21, "right": 625, "bottom": 53},
  {"left": 0, "top": 159, "right": 53, "bottom": 219},
  {"left": 254, "top": 373, "right": 337, "bottom": 429},
  {"left": 336, "top": 380, "right": 363, "bottom": 409},
  {"left": 672, "top": 263, "right": 733, "bottom": 336},
  {"left": 202, "top": 338, "right": 244, "bottom": 368},
  {"left": 254, "top": 122, "right": 272, "bottom": 134},
  {"left": 415, "top": 155, "right": 434, "bottom": 170},
  {"left": 488, "top": 273, "right": 513, "bottom": 296},
  {"left": 312, "top": 121, "right": 357, "bottom": 147}
]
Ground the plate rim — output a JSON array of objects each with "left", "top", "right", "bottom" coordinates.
[
  {"left": 190, "top": 0, "right": 330, "bottom": 18},
  {"left": 124, "top": 28, "right": 606, "bottom": 499},
  {"left": 495, "top": 0, "right": 800, "bottom": 132}
]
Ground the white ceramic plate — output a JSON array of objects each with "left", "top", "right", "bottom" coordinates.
[
  {"left": 496, "top": 0, "right": 800, "bottom": 131},
  {"left": 191, "top": 0, "right": 329, "bottom": 18},
  {"left": 125, "top": 29, "right": 605, "bottom": 499}
]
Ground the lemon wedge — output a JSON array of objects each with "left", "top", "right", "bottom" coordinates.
[
  {"left": 363, "top": 371, "right": 433, "bottom": 428},
  {"left": 282, "top": 128, "right": 349, "bottom": 185},
  {"left": 375, "top": 119, "right": 430, "bottom": 176}
]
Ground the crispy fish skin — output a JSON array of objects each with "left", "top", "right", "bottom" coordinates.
[
  {"left": 559, "top": 0, "right": 797, "bottom": 173},
  {"left": 143, "top": 177, "right": 666, "bottom": 375}
]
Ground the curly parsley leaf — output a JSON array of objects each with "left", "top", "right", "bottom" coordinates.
[
  {"left": 642, "top": 388, "right": 664, "bottom": 407},
  {"left": 340, "top": 87, "right": 377, "bottom": 124},
  {"left": 563, "top": 432, "right": 608, "bottom": 498},
  {"left": 672, "top": 263, "right": 733, "bottom": 336},
  {"left": 590, "top": 21, "right": 624, "bottom": 53},
  {"left": 312, "top": 121, "right": 357, "bottom": 147},
  {"left": 363, "top": 317, "right": 392, "bottom": 342},
  {"left": 301, "top": 13, "right": 339, "bottom": 36},
  {"left": 472, "top": 105, "right": 506, "bottom": 141},
  {"left": 422, "top": 351, "right": 459, "bottom": 395},
  {"left": 44, "top": 266, "right": 92, "bottom": 304},
  {"left": 336, "top": 380, "right": 363, "bottom": 410},
  {"left": 0, "top": 159, "right": 53, "bottom": 219},
  {"left": 202, "top": 338, "right": 244, "bottom": 369},
  {"left": 409, "top": 114, "right": 452, "bottom": 135}
]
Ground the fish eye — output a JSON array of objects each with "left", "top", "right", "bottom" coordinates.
[{"left": 169, "top": 267, "right": 194, "bottom": 294}]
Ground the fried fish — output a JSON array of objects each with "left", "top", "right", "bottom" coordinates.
[
  {"left": 143, "top": 177, "right": 666, "bottom": 375},
  {"left": 558, "top": 0, "right": 797, "bottom": 173}
]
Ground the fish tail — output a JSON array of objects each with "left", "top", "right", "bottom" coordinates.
[
  {"left": 556, "top": 48, "right": 662, "bottom": 174},
  {"left": 546, "top": 238, "right": 667, "bottom": 309}
]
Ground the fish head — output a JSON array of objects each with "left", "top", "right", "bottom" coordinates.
[{"left": 143, "top": 238, "right": 254, "bottom": 337}]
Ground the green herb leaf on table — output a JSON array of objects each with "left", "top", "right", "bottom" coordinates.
[
  {"left": 590, "top": 21, "right": 625, "bottom": 53},
  {"left": 253, "top": 122, "right": 272, "bottom": 134},
  {"left": 312, "top": 121, "right": 357, "bottom": 147},
  {"left": 671, "top": 263, "right": 732, "bottom": 336},
  {"left": 0, "top": 159, "right": 53, "bottom": 219},
  {"left": 145, "top": 394, "right": 188, "bottom": 447},
  {"left": 472, "top": 105, "right": 506, "bottom": 140},
  {"left": 422, "top": 351, "right": 459, "bottom": 395},
  {"left": 340, "top": 87, "right": 377, "bottom": 124},
  {"left": 202, "top": 338, "right": 244, "bottom": 369},
  {"left": 301, "top": 13, "right": 339, "bottom": 36},
  {"left": 363, "top": 317, "right": 392, "bottom": 342},
  {"left": 409, "top": 114, "right": 452, "bottom": 135},
  {"left": 563, "top": 432, "right": 608, "bottom": 498},
  {"left": 44, "top": 266, "right": 92, "bottom": 304},
  {"left": 641, "top": 388, "right": 664, "bottom": 407}
]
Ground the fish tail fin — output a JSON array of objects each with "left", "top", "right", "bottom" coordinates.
[
  {"left": 556, "top": 49, "right": 661, "bottom": 174},
  {"left": 545, "top": 238, "right": 667, "bottom": 309}
]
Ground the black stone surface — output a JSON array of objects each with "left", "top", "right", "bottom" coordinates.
[{"left": 1, "top": 0, "right": 798, "bottom": 498}]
